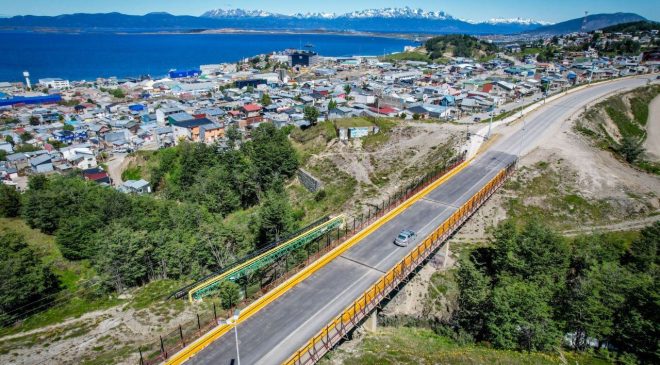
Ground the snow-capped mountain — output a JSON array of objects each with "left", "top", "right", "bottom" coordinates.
[
  {"left": 482, "top": 17, "right": 552, "bottom": 26},
  {"left": 202, "top": 7, "right": 465, "bottom": 21},
  {"left": 201, "top": 7, "right": 551, "bottom": 24},
  {"left": 339, "top": 7, "right": 452, "bottom": 19},
  {"left": 201, "top": 8, "right": 280, "bottom": 18},
  {"left": 198, "top": 7, "right": 553, "bottom": 34}
]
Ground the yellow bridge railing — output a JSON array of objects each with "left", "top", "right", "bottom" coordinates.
[{"left": 282, "top": 160, "right": 516, "bottom": 365}]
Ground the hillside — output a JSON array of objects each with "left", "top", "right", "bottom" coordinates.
[
  {"left": 424, "top": 34, "right": 498, "bottom": 60},
  {"left": 527, "top": 12, "right": 646, "bottom": 34},
  {"left": 600, "top": 20, "right": 660, "bottom": 33},
  {"left": 575, "top": 85, "right": 660, "bottom": 174}
]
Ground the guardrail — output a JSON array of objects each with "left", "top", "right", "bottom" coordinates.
[
  {"left": 282, "top": 159, "right": 517, "bottom": 365},
  {"left": 140, "top": 154, "right": 467, "bottom": 365}
]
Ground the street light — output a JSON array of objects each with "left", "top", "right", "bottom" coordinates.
[{"left": 227, "top": 309, "right": 242, "bottom": 365}]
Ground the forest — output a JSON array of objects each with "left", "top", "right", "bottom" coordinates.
[
  {"left": 0, "top": 123, "right": 300, "bottom": 324},
  {"left": 454, "top": 220, "right": 658, "bottom": 363}
]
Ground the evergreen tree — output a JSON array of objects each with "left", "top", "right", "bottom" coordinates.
[
  {"left": 255, "top": 183, "right": 295, "bottom": 248},
  {"left": 487, "top": 277, "right": 561, "bottom": 351},
  {"left": 0, "top": 230, "right": 58, "bottom": 324},
  {"left": 0, "top": 184, "right": 20, "bottom": 217},
  {"left": 303, "top": 105, "right": 320, "bottom": 124},
  {"left": 455, "top": 255, "right": 491, "bottom": 338}
]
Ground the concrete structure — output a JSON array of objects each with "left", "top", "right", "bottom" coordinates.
[
  {"left": 176, "top": 76, "right": 654, "bottom": 365},
  {"left": 38, "top": 78, "right": 70, "bottom": 89}
]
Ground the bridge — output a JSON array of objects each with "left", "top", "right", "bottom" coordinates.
[{"left": 160, "top": 76, "right": 653, "bottom": 365}]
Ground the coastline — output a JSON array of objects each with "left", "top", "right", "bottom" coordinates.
[
  {"left": 136, "top": 28, "right": 424, "bottom": 41},
  {"left": 0, "top": 26, "right": 424, "bottom": 41}
]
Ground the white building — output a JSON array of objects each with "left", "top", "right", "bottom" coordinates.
[{"left": 38, "top": 78, "right": 70, "bottom": 89}]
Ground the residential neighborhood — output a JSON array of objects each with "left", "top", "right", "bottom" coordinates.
[{"left": 1, "top": 29, "right": 658, "bottom": 193}]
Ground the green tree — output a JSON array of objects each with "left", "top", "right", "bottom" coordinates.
[
  {"left": 0, "top": 230, "right": 58, "bottom": 324},
  {"left": 190, "top": 165, "right": 241, "bottom": 215},
  {"left": 255, "top": 184, "right": 295, "bottom": 248},
  {"left": 260, "top": 93, "right": 272, "bottom": 106},
  {"left": 56, "top": 215, "right": 103, "bottom": 260},
  {"left": 619, "top": 136, "right": 644, "bottom": 163},
  {"left": 0, "top": 150, "right": 6, "bottom": 161},
  {"left": 29, "top": 116, "right": 40, "bottom": 126},
  {"left": 5, "top": 135, "right": 14, "bottom": 145},
  {"left": 455, "top": 254, "right": 492, "bottom": 338},
  {"left": 303, "top": 105, "right": 320, "bottom": 125},
  {"left": 0, "top": 184, "right": 20, "bottom": 217},
  {"left": 624, "top": 222, "right": 659, "bottom": 273},
  {"left": 491, "top": 221, "right": 569, "bottom": 287},
  {"left": 328, "top": 99, "right": 338, "bottom": 110},
  {"left": 248, "top": 123, "right": 299, "bottom": 190},
  {"left": 487, "top": 277, "right": 561, "bottom": 351},
  {"left": 225, "top": 126, "right": 242, "bottom": 148},
  {"left": 217, "top": 281, "right": 241, "bottom": 309},
  {"left": 343, "top": 84, "right": 352, "bottom": 95},
  {"left": 20, "top": 131, "right": 33, "bottom": 142},
  {"left": 93, "top": 224, "right": 151, "bottom": 292},
  {"left": 62, "top": 124, "right": 74, "bottom": 131}
]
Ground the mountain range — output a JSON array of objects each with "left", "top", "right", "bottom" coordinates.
[{"left": 0, "top": 7, "right": 648, "bottom": 35}]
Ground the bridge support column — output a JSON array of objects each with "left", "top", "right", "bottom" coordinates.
[{"left": 364, "top": 311, "right": 378, "bottom": 332}]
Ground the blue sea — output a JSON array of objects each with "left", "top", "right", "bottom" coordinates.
[{"left": 0, "top": 32, "right": 415, "bottom": 82}]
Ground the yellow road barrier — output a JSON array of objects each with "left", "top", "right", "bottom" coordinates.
[{"left": 163, "top": 158, "right": 473, "bottom": 365}]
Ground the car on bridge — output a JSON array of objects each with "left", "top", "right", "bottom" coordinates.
[{"left": 394, "top": 229, "right": 417, "bottom": 247}]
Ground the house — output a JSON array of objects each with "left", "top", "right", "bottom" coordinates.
[
  {"left": 241, "top": 104, "right": 263, "bottom": 124},
  {"left": 171, "top": 118, "right": 222, "bottom": 145},
  {"left": 5, "top": 153, "right": 29, "bottom": 170},
  {"left": 156, "top": 107, "right": 184, "bottom": 124},
  {"left": 119, "top": 179, "right": 151, "bottom": 194},
  {"left": 328, "top": 107, "right": 356, "bottom": 120},
  {"left": 82, "top": 167, "right": 111, "bottom": 184},
  {"left": 406, "top": 104, "right": 453, "bottom": 119},
  {"left": 30, "top": 154, "right": 54, "bottom": 174},
  {"left": 0, "top": 142, "right": 13, "bottom": 154}
]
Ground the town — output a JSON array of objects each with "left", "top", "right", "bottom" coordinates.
[{"left": 1, "top": 27, "right": 658, "bottom": 193}]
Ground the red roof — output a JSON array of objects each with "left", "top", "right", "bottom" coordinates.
[
  {"left": 242, "top": 104, "right": 262, "bottom": 112},
  {"left": 482, "top": 83, "right": 493, "bottom": 93},
  {"left": 370, "top": 106, "right": 397, "bottom": 114},
  {"left": 84, "top": 172, "right": 108, "bottom": 181}
]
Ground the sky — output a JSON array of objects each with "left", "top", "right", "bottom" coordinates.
[{"left": 0, "top": 0, "right": 658, "bottom": 23}]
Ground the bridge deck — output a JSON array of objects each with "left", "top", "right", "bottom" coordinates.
[{"left": 186, "top": 77, "right": 650, "bottom": 365}]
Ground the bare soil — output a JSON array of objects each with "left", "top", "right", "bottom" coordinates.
[{"left": 644, "top": 95, "right": 660, "bottom": 161}]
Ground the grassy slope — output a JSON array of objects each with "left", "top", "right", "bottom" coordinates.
[
  {"left": 575, "top": 84, "right": 660, "bottom": 174},
  {"left": 325, "top": 327, "right": 610, "bottom": 365}
]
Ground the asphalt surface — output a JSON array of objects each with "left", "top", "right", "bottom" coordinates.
[{"left": 188, "top": 76, "right": 654, "bottom": 365}]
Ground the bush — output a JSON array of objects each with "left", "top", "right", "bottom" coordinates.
[{"left": 218, "top": 281, "right": 241, "bottom": 309}]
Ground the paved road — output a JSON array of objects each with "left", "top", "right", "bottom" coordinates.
[{"left": 188, "top": 76, "right": 655, "bottom": 365}]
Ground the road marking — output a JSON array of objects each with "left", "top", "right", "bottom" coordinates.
[
  {"left": 256, "top": 240, "right": 406, "bottom": 364},
  {"left": 163, "top": 158, "right": 473, "bottom": 365}
]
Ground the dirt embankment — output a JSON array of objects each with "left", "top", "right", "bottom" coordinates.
[
  {"left": 378, "top": 88, "right": 660, "bottom": 326},
  {"left": 644, "top": 95, "right": 660, "bottom": 161}
]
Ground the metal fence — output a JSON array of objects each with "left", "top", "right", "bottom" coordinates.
[
  {"left": 138, "top": 154, "right": 466, "bottom": 365},
  {"left": 282, "top": 160, "right": 516, "bottom": 365}
]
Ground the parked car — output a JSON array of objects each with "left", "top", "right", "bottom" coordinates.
[
  {"left": 473, "top": 117, "right": 481, "bottom": 122},
  {"left": 394, "top": 229, "right": 417, "bottom": 247}
]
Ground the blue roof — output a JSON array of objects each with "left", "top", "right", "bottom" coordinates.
[{"left": 0, "top": 94, "right": 61, "bottom": 107}]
